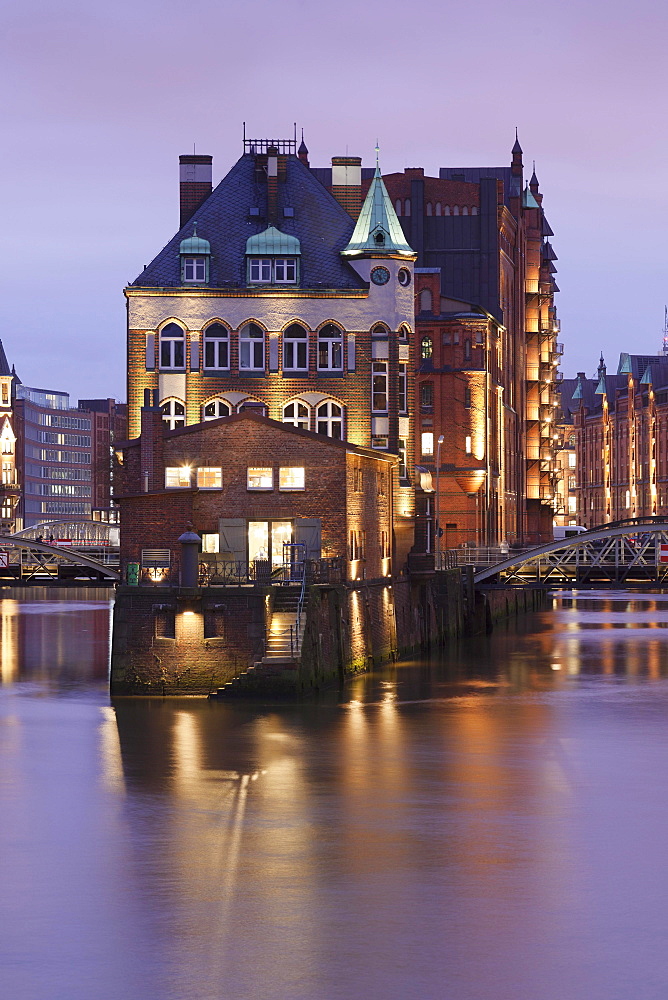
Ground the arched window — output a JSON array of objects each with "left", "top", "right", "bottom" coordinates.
[
  {"left": 421, "top": 337, "right": 433, "bottom": 360},
  {"left": 453, "top": 206, "right": 460, "bottom": 216},
  {"left": 239, "top": 323, "right": 265, "bottom": 371},
  {"left": 398, "top": 324, "right": 410, "bottom": 342},
  {"left": 444, "top": 205, "right": 450, "bottom": 216},
  {"left": 471, "top": 206, "right": 478, "bottom": 216},
  {"left": 435, "top": 202, "right": 442, "bottom": 216},
  {"left": 283, "top": 324, "right": 308, "bottom": 371},
  {"left": 419, "top": 288, "right": 432, "bottom": 313},
  {"left": 426, "top": 202, "right": 433, "bottom": 216},
  {"left": 372, "top": 324, "right": 388, "bottom": 338},
  {"left": 395, "top": 199, "right": 402, "bottom": 216},
  {"left": 283, "top": 400, "right": 310, "bottom": 429},
  {"left": 161, "top": 398, "right": 185, "bottom": 430},
  {"left": 404, "top": 199, "right": 411, "bottom": 217},
  {"left": 462, "top": 206, "right": 468, "bottom": 216},
  {"left": 318, "top": 324, "right": 343, "bottom": 371},
  {"left": 202, "top": 398, "right": 231, "bottom": 420},
  {"left": 203, "top": 323, "right": 229, "bottom": 370},
  {"left": 159, "top": 323, "right": 185, "bottom": 370},
  {"left": 316, "top": 400, "right": 344, "bottom": 439}
]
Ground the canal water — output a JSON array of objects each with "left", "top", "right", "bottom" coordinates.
[{"left": 2, "top": 588, "right": 668, "bottom": 999}]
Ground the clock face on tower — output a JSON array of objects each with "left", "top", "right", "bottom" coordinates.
[{"left": 371, "top": 266, "right": 390, "bottom": 286}]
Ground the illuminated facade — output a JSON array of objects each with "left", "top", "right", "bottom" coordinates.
[
  {"left": 377, "top": 140, "right": 562, "bottom": 545},
  {"left": 125, "top": 137, "right": 417, "bottom": 567},
  {"left": 560, "top": 352, "right": 668, "bottom": 528}
]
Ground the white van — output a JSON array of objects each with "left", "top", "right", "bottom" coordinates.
[{"left": 553, "top": 525, "right": 587, "bottom": 541}]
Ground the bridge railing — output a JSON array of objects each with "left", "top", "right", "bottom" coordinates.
[{"left": 442, "top": 546, "right": 533, "bottom": 569}]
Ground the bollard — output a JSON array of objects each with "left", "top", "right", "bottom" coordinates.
[{"left": 178, "top": 527, "right": 202, "bottom": 588}]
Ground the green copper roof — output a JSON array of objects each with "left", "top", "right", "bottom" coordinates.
[
  {"left": 594, "top": 375, "right": 607, "bottom": 395},
  {"left": 341, "top": 162, "right": 414, "bottom": 258},
  {"left": 179, "top": 223, "right": 211, "bottom": 255},
  {"left": 618, "top": 353, "right": 632, "bottom": 374},
  {"left": 522, "top": 184, "right": 540, "bottom": 209},
  {"left": 245, "top": 226, "right": 301, "bottom": 256},
  {"left": 640, "top": 366, "right": 653, "bottom": 384},
  {"left": 571, "top": 376, "right": 583, "bottom": 400}
]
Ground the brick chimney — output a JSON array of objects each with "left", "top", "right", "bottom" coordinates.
[
  {"left": 179, "top": 154, "right": 213, "bottom": 228},
  {"left": 140, "top": 400, "right": 164, "bottom": 494},
  {"left": 331, "top": 156, "right": 362, "bottom": 219}
]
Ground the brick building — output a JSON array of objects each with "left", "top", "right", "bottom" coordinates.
[
  {"left": 558, "top": 350, "right": 668, "bottom": 527},
  {"left": 115, "top": 407, "right": 396, "bottom": 584},
  {"left": 125, "top": 136, "right": 417, "bottom": 565}
]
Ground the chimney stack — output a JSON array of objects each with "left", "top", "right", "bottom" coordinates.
[
  {"left": 331, "top": 156, "right": 362, "bottom": 219},
  {"left": 179, "top": 154, "right": 212, "bottom": 228}
]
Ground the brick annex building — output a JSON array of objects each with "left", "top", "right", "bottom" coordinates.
[{"left": 559, "top": 350, "right": 668, "bottom": 527}]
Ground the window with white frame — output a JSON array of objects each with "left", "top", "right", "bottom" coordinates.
[
  {"left": 372, "top": 362, "right": 388, "bottom": 412},
  {"left": 283, "top": 324, "right": 308, "bottom": 371},
  {"left": 372, "top": 436, "right": 388, "bottom": 449},
  {"left": 283, "top": 400, "right": 309, "bottom": 429},
  {"left": 568, "top": 496, "right": 577, "bottom": 514},
  {"left": 248, "top": 258, "right": 298, "bottom": 284},
  {"left": 247, "top": 467, "right": 273, "bottom": 490},
  {"left": 239, "top": 323, "right": 265, "bottom": 371},
  {"left": 196, "top": 467, "right": 222, "bottom": 489},
  {"left": 568, "top": 452, "right": 577, "bottom": 468},
  {"left": 165, "top": 466, "right": 191, "bottom": 488},
  {"left": 202, "top": 398, "right": 231, "bottom": 421},
  {"left": 398, "top": 364, "right": 407, "bottom": 414},
  {"left": 317, "top": 324, "right": 343, "bottom": 371},
  {"left": 203, "top": 323, "right": 229, "bottom": 370},
  {"left": 183, "top": 257, "right": 206, "bottom": 282},
  {"left": 421, "top": 432, "right": 434, "bottom": 456},
  {"left": 279, "top": 467, "right": 305, "bottom": 490},
  {"left": 161, "top": 399, "right": 185, "bottom": 430},
  {"left": 159, "top": 323, "right": 185, "bottom": 370},
  {"left": 398, "top": 439, "right": 407, "bottom": 479},
  {"left": 465, "top": 435, "right": 472, "bottom": 454},
  {"left": 316, "top": 399, "right": 344, "bottom": 439}
]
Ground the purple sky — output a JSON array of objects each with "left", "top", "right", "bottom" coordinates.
[{"left": 3, "top": 0, "right": 666, "bottom": 401}]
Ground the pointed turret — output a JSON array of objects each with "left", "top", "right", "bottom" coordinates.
[
  {"left": 341, "top": 157, "right": 414, "bottom": 258},
  {"left": 595, "top": 354, "right": 607, "bottom": 395},
  {"left": 0, "top": 340, "right": 11, "bottom": 378},
  {"left": 298, "top": 129, "right": 309, "bottom": 166},
  {"left": 512, "top": 128, "right": 522, "bottom": 155},
  {"left": 529, "top": 161, "right": 539, "bottom": 194}
]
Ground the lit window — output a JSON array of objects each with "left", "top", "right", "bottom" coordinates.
[
  {"left": 465, "top": 435, "right": 472, "bottom": 454},
  {"left": 197, "top": 467, "right": 222, "bottom": 489},
  {"left": 248, "top": 467, "right": 273, "bottom": 490},
  {"left": 203, "top": 398, "right": 231, "bottom": 420},
  {"left": 183, "top": 257, "right": 206, "bottom": 282},
  {"left": 372, "top": 362, "right": 388, "bottom": 412},
  {"left": 201, "top": 533, "right": 219, "bottom": 553},
  {"left": 159, "top": 323, "right": 185, "bottom": 370},
  {"left": 165, "top": 467, "right": 191, "bottom": 488},
  {"left": 422, "top": 432, "right": 434, "bottom": 456},
  {"left": 568, "top": 497, "right": 577, "bottom": 514},
  {"left": 398, "top": 364, "right": 407, "bottom": 414},
  {"left": 239, "top": 323, "right": 265, "bottom": 371},
  {"left": 318, "top": 324, "right": 343, "bottom": 371},
  {"left": 283, "top": 324, "right": 308, "bottom": 371},
  {"left": 421, "top": 337, "right": 433, "bottom": 359},
  {"left": 568, "top": 452, "right": 577, "bottom": 468},
  {"left": 161, "top": 398, "right": 185, "bottom": 430},
  {"left": 316, "top": 399, "right": 344, "bottom": 439},
  {"left": 203, "top": 324, "right": 229, "bottom": 370},
  {"left": 398, "top": 439, "right": 407, "bottom": 479},
  {"left": 279, "top": 467, "right": 305, "bottom": 490},
  {"left": 283, "top": 400, "right": 309, "bottom": 429}
]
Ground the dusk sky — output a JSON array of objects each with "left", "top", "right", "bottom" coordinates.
[{"left": 3, "top": 0, "right": 666, "bottom": 401}]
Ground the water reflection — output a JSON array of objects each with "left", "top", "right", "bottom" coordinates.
[{"left": 4, "top": 590, "right": 668, "bottom": 998}]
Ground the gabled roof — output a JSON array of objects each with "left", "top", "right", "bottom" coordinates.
[
  {"left": 341, "top": 163, "right": 415, "bottom": 258},
  {"left": 132, "top": 154, "right": 366, "bottom": 291}
]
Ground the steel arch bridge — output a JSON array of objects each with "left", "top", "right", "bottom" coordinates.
[
  {"left": 0, "top": 537, "right": 119, "bottom": 582},
  {"left": 474, "top": 520, "right": 668, "bottom": 587}
]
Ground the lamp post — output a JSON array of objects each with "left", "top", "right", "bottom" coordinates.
[{"left": 435, "top": 434, "right": 444, "bottom": 568}]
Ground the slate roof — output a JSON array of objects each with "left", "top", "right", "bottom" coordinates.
[
  {"left": 0, "top": 340, "right": 11, "bottom": 377},
  {"left": 132, "top": 154, "right": 366, "bottom": 291}
]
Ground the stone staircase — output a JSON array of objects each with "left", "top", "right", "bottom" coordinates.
[{"left": 210, "top": 586, "right": 306, "bottom": 698}]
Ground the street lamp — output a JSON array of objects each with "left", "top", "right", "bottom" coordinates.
[{"left": 435, "top": 434, "right": 444, "bottom": 568}]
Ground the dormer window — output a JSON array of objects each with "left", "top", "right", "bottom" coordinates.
[
  {"left": 183, "top": 257, "right": 206, "bottom": 282},
  {"left": 246, "top": 226, "right": 301, "bottom": 287},
  {"left": 179, "top": 223, "right": 210, "bottom": 285}
]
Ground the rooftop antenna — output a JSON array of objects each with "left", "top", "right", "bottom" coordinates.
[
  {"left": 662, "top": 306, "right": 668, "bottom": 356},
  {"left": 375, "top": 139, "right": 380, "bottom": 168}
]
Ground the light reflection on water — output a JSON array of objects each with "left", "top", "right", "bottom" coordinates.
[{"left": 3, "top": 589, "right": 668, "bottom": 998}]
